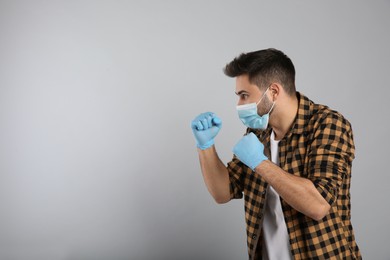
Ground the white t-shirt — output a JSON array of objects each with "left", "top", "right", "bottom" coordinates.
[{"left": 262, "top": 131, "right": 292, "bottom": 260}]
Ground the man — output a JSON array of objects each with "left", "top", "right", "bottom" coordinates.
[{"left": 190, "top": 48, "right": 361, "bottom": 259}]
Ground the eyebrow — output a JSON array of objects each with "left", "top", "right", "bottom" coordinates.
[{"left": 235, "top": 90, "right": 249, "bottom": 96}]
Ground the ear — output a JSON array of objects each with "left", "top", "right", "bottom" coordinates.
[{"left": 269, "top": 83, "right": 281, "bottom": 100}]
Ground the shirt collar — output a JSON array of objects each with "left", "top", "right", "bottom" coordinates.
[
  {"left": 289, "top": 91, "right": 312, "bottom": 135},
  {"left": 255, "top": 91, "right": 312, "bottom": 141}
]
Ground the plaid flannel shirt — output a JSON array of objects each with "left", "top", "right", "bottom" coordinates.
[{"left": 227, "top": 92, "right": 361, "bottom": 259}]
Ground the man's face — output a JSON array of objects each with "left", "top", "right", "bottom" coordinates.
[
  {"left": 235, "top": 74, "right": 273, "bottom": 116},
  {"left": 235, "top": 74, "right": 261, "bottom": 106}
]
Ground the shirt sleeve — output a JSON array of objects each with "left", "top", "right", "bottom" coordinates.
[
  {"left": 226, "top": 155, "right": 248, "bottom": 200},
  {"left": 307, "top": 112, "right": 355, "bottom": 206}
]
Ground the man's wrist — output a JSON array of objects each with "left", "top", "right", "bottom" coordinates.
[
  {"left": 197, "top": 144, "right": 215, "bottom": 153},
  {"left": 197, "top": 139, "right": 214, "bottom": 150},
  {"left": 254, "top": 159, "right": 270, "bottom": 174}
]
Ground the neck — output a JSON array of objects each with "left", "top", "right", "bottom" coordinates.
[{"left": 270, "top": 95, "right": 299, "bottom": 141}]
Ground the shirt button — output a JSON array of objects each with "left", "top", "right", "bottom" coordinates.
[
  {"left": 252, "top": 235, "right": 257, "bottom": 240},
  {"left": 258, "top": 213, "right": 263, "bottom": 219},
  {"left": 262, "top": 190, "right": 266, "bottom": 195}
]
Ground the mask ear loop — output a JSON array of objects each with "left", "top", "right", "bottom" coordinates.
[
  {"left": 268, "top": 87, "right": 277, "bottom": 114},
  {"left": 256, "top": 88, "right": 270, "bottom": 105},
  {"left": 268, "top": 101, "right": 276, "bottom": 114}
]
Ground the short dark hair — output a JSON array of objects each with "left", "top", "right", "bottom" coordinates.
[{"left": 223, "top": 48, "right": 296, "bottom": 96}]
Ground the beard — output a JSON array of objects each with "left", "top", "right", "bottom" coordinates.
[{"left": 257, "top": 94, "right": 274, "bottom": 116}]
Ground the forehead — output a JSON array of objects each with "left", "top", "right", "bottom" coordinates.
[{"left": 235, "top": 74, "right": 260, "bottom": 93}]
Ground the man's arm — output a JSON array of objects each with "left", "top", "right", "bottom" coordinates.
[
  {"left": 255, "top": 161, "right": 330, "bottom": 221},
  {"left": 198, "top": 146, "right": 231, "bottom": 204},
  {"left": 233, "top": 133, "right": 331, "bottom": 221},
  {"left": 191, "top": 112, "right": 231, "bottom": 204}
]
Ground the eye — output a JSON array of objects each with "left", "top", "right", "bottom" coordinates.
[{"left": 241, "top": 94, "right": 249, "bottom": 100}]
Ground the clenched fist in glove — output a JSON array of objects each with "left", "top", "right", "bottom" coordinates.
[
  {"left": 191, "top": 112, "right": 222, "bottom": 150},
  {"left": 232, "top": 132, "right": 268, "bottom": 171}
]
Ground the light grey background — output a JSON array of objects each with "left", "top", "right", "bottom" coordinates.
[{"left": 0, "top": 1, "right": 389, "bottom": 259}]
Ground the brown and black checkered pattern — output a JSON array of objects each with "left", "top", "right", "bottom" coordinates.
[{"left": 227, "top": 92, "right": 361, "bottom": 259}]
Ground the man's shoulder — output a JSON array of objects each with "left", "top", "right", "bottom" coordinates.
[
  {"left": 301, "top": 94, "right": 355, "bottom": 158},
  {"left": 302, "top": 94, "right": 353, "bottom": 132}
]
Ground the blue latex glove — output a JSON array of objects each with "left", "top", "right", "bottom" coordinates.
[
  {"left": 191, "top": 112, "right": 222, "bottom": 150},
  {"left": 232, "top": 132, "right": 268, "bottom": 171}
]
